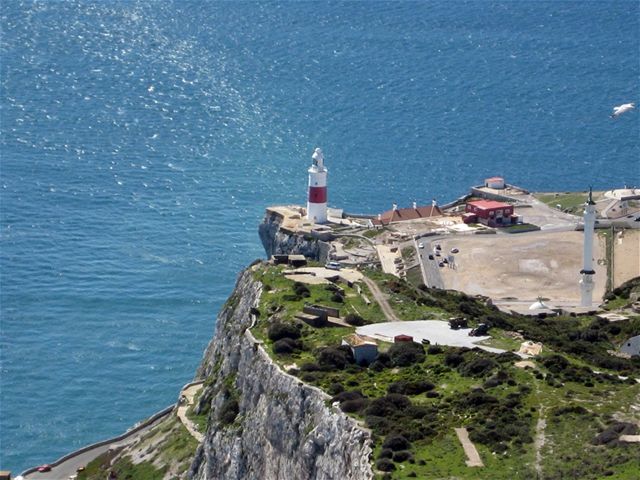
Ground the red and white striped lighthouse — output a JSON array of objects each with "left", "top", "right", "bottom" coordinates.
[{"left": 307, "top": 147, "right": 328, "bottom": 224}]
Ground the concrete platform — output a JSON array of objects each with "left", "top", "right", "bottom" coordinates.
[{"left": 356, "top": 320, "right": 504, "bottom": 353}]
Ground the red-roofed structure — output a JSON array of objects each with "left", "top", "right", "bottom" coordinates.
[
  {"left": 464, "top": 200, "right": 516, "bottom": 227},
  {"left": 370, "top": 203, "right": 442, "bottom": 227}
]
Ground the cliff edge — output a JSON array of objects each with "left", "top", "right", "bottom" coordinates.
[
  {"left": 188, "top": 267, "right": 373, "bottom": 480},
  {"left": 258, "top": 208, "right": 331, "bottom": 262}
]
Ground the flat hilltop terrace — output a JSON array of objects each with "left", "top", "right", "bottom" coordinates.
[{"left": 263, "top": 180, "right": 640, "bottom": 312}]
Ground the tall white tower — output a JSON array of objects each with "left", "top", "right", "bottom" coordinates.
[
  {"left": 579, "top": 188, "right": 596, "bottom": 307},
  {"left": 306, "top": 147, "right": 328, "bottom": 224}
]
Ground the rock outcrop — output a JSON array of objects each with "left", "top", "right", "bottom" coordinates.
[
  {"left": 258, "top": 210, "right": 331, "bottom": 262},
  {"left": 188, "top": 268, "right": 373, "bottom": 480}
]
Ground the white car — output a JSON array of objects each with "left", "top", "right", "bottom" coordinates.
[{"left": 418, "top": 243, "right": 424, "bottom": 249}]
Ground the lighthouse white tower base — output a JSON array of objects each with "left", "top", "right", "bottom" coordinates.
[{"left": 306, "top": 148, "right": 328, "bottom": 224}]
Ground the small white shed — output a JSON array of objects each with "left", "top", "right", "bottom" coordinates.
[{"left": 485, "top": 176, "right": 505, "bottom": 189}]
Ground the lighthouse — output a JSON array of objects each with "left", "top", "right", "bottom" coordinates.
[
  {"left": 307, "top": 147, "right": 328, "bottom": 224},
  {"left": 579, "top": 188, "right": 596, "bottom": 307}
]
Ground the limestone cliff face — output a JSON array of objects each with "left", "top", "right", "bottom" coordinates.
[
  {"left": 258, "top": 210, "right": 331, "bottom": 262},
  {"left": 188, "top": 268, "right": 373, "bottom": 480}
]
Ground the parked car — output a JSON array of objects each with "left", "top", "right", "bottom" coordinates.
[
  {"left": 451, "top": 247, "right": 459, "bottom": 254},
  {"left": 418, "top": 242, "right": 424, "bottom": 249},
  {"left": 469, "top": 323, "right": 490, "bottom": 336},
  {"left": 37, "top": 465, "right": 52, "bottom": 473},
  {"left": 325, "top": 261, "right": 341, "bottom": 270},
  {"left": 438, "top": 262, "right": 445, "bottom": 268},
  {"left": 435, "top": 250, "right": 441, "bottom": 257},
  {"left": 435, "top": 244, "right": 442, "bottom": 250},
  {"left": 428, "top": 254, "right": 434, "bottom": 260}
]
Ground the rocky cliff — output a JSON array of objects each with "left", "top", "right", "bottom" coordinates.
[
  {"left": 188, "top": 268, "right": 373, "bottom": 480},
  {"left": 258, "top": 210, "right": 331, "bottom": 262}
]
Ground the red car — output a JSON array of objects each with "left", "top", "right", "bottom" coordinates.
[{"left": 37, "top": 464, "right": 52, "bottom": 472}]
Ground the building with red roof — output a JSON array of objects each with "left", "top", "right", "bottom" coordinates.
[
  {"left": 463, "top": 200, "right": 516, "bottom": 227},
  {"left": 369, "top": 202, "right": 442, "bottom": 227}
]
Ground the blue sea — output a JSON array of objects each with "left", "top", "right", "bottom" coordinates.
[{"left": 1, "top": 0, "right": 638, "bottom": 472}]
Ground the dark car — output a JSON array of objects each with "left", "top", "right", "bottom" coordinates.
[
  {"left": 37, "top": 464, "right": 52, "bottom": 473},
  {"left": 469, "top": 323, "right": 490, "bottom": 336},
  {"left": 428, "top": 254, "right": 434, "bottom": 260}
]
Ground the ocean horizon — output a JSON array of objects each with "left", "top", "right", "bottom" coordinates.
[{"left": 1, "top": 0, "right": 638, "bottom": 473}]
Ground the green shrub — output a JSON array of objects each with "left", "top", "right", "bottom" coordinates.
[
  {"left": 345, "top": 313, "right": 367, "bottom": 326},
  {"left": 392, "top": 450, "right": 413, "bottom": 462},
  {"left": 273, "top": 338, "right": 302, "bottom": 355},
  {"left": 375, "top": 458, "right": 396, "bottom": 472},
  {"left": 388, "top": 342, "right": 425, "bottom": 367},
  {"left": 382, "top": 434, "right": 411, "bottom": 451},
  {"left": 388, "top": 380, "right": 435, "bottom": 395},
  {"left": 459, "top": 357, "right": 498, "bottom": 377},
  {"left": 316, "top": 345, "right": 353, "bottom": 370},
  {"left": 378, "top": 448, "right": 393, "bottom": 459},
  {"left": 366, "top": 394, "right": 411, "bottom": 417},
  {"left": 268, "top": 322, "right": 301, "bottom": 341}
]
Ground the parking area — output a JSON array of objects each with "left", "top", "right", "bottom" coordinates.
[{"left": 418, "top": 231, "right": 607, "bottom": 304}]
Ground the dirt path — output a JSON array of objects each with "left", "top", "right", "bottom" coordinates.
[
  {"left": 454, "top": 427, "right": 484, "bottom": 467},
  {"left": 362, "top": 277, "right": 399, "bottom": 322},
  {"left": 176, "top": 382, "right": 204, "bottom": 442},
  {"left": 534, "top": 405, "right": 547, "bottom": 477}
]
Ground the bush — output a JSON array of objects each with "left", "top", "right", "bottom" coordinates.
[
  {"left": 388, "top": 342, "right": 425, "bottom": 367},
  {"left": 366, "top": 394, "right": 412, "bottom": 417},
  {"left": 365, "top": 415, "right": 391, "bottom": 432},
  {"left": 388, "top": 380, "right": 435, "bottom": 395},
  {"left": 331, "top": 293, "right": 344, "bottom": 303},
  {"left": 345, "top": 313, "right": 367, "bottom": 326},
  {"left": 341, "top": 398, "right": 368, "bottom": 413},
  {"left": 427, "top": 345, "right": 442, "bottom": 355},
  {"left": 273, "top": 338, "right": 302, "bottom": 355},
  {"left": 293, "top": 282, "right": 310, "bottom": 297},
  {"left": 333, "top": 390, "right": 365, "bottom": 403},
  {"left": 378, "top": 448, "right": 393, "bottom": 459},
  {"left": 444, "top": 352, "right": 464, "bottom": 367},
  {"left": 317, "top": 345, "right": 353, "bottom": 369},
  {"left": 328, "top": 382, "right": 344, "bottom": 395},
  {"left": 268, "top": 322, "right": 301, "bottom": 341},
  {"left": 299, "top": 362, "right": 321, "bottom": 372},
  {"left": 392, "top": 450, "right": 413, "bottom": 462},
  {"left": 382, "top": 434, "right": 411, "bottom": 451},
  {"left": 541, "top": 354, "right": 570, "bottom": 373},
  {"left": 375, "top": 458, "right": 396, "bottom": 472},
  {"left": 592, "top": 422, "right": 638, "bottom": 445},
  {"left": 459, "top": 357, "right": 498, "bottom": 377}
]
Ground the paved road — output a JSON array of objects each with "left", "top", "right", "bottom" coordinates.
[
  {"left": 23, "top": 411, "right": 171, "bottom": 480},
  {"left": 416, "top": 240, "right": 444, "bottom": 289},
  {"left": 362, "top": 277, "right": 399, "bottom": 322}
]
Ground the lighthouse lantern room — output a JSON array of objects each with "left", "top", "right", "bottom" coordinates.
[{"left": 307, "top": 148, "right": 328, "bottom": 224}]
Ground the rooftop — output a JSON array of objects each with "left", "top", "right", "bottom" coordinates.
[{"left": 467, "top": 199, "right": 511, "bottom": 210}]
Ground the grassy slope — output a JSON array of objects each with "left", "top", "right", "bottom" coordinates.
[{"left": 248, "top": 263, "right": 640, "bottom": 480}]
